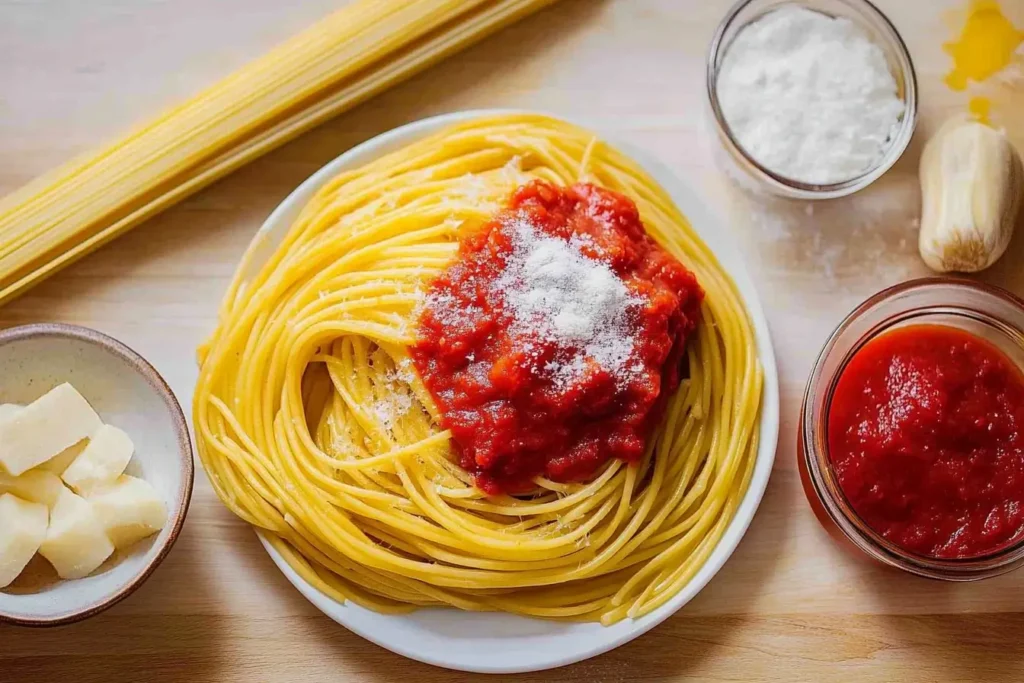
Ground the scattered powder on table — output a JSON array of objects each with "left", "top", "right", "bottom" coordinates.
[
  {"left": 747, "top": 187, "right": 921, "bottom": 283},
  {"left": 994, "top": 43, "right": 1024, "bottom": 86},
  {"left": 716, "top": 5, "right": 905, "bottom": 185}
]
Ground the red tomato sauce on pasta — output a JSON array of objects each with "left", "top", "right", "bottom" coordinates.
[
  {"left": 410, "top": 181, "right": 703, "bottom": 494},
  {"left": 828, "top": 324, "right": 1024, "bottom": 559}
]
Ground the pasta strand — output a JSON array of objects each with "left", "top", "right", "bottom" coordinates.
[{"left": 194, "top": 114, "right": 763, "bottom": 623}]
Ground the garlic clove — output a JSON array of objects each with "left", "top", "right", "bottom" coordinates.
[{"left": 918, "top": 118, "right": 1023, "bottom": 273}]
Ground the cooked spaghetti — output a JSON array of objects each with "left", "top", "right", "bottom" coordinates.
[{"left": 194, "top": 114, "right": 763, "bottom": 624}]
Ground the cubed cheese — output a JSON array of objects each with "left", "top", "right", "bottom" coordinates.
[
  {"left": 38, "top": 441, "right": 88, "bottom": 476},
  {"left": 88, "top": 476, "right": 167, "bottom": 549},
  {"left": 0, "top": 469, "right": 64, "bottom": 506},
  {"left": 0, "top": 403, "right": 87, "bottom": 476},
  {"left": 61, "top": 425, "right": 134, "bottom": 495},
  {"left": 0, "top": 384, "right": 101, "bottom": 476},
  {"left": 38, "top": 487, "right": 114, "bottom": 579},
  {"left": 0, "top": 493, "right": 49, "bottom": 588}
]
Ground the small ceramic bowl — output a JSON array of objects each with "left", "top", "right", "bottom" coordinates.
[{"left": 0, "top": 323, "right": 193, "bottom": 626}]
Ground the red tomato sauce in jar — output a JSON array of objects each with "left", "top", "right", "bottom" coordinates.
[
  {"left": 828, "top": 324, "right": 1024, "bottom": 559},
  {"left": 410, "top": 180, "right": 703, "bottom": 495}
]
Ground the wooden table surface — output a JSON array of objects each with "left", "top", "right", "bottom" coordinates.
[{"left": 2, "top": 0, "right": 1024, "bottom": 681}]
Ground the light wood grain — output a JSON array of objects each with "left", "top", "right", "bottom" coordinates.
[{"left": 2, "top": 0, "right": 1024, "bottom": 681}]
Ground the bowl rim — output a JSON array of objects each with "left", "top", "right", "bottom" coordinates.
[
  {"left": 705, "top": 0, "right": 920, "bottom": 199},
  {"left": 0, "top": 322, "right": 194, "bottom": 627}
]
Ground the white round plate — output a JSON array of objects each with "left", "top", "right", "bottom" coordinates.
[{"left": 246, "top": 110, "right": 780, "bottom": 674}]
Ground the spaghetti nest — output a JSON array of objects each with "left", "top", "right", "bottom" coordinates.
[{"left": 194, "top": 114, "right": 763, "bottom": 624}]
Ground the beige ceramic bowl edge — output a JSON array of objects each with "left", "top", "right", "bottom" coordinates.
[{"left": 0, "top": 323, "right": 194, "bottom": 627}]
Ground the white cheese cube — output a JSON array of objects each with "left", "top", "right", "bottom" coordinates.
[
  {"left": 61, "top": 425, "right": 134, "bottom": 495},
  {"left": 0, "top": 384, "right": 101, "bottom": 476},
  {"left": 38, "top": 441, "right": 88, "bottom": 476},
  {"left": 1, "top": 403, "right": 87, "bottom": 475},
  {"left": 0, "top": 493, "right": 49, "bottom": 588},
  {"left": 38, "top": 487, "right": 114, "bottom": 579},
  {"left": 88, "top": 476, "right": 167, "bottom": 549},
  {"left": 0, "top": 469, "right": 64, "bottom": 506}
]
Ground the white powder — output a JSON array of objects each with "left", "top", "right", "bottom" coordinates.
[
  {"left": 494, "top": 217, "right": 642, "bottom": 387},
  {"left": 372, "top": 361, "right": 416, "bottom": 433},
  {"left": 995, "top": 43, "right": 1024, "bottom": 87},
  {"left": 421, "top": 213, "right": 645, "bottom": 388},
  {"left": 372, "top": 391, "right": 412, "bottom": 432},
  {"left": 716, "top": 5, "right": 905, "bottom": 185},
  {"left": 386, "top": 358, "right": 417, "bottom": 386}
]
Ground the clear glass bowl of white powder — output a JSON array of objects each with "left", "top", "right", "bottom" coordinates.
[{"left": 706, "top": 0, "right": 918, "bottom": 199}]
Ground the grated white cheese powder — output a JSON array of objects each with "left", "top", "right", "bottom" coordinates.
[
  {"left": 716, "top": 5, "right": 906, "bottom": 185},
  {"left": 372, "top": 390, "right": 412, "bottom": 432},
  {"left": 372, "top": 361, "right": 417, "bottom": 433},
  {"left": 494, "top": 217, "right": 642, "bottom": 387}
]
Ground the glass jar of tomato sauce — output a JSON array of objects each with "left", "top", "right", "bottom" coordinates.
[{"left": 800, "top": 277, "right": 1024, "bottom": 580}]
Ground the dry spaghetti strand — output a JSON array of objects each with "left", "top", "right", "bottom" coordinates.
[{"left": 0, "top": 0, "right": 557, "bottom": 306}]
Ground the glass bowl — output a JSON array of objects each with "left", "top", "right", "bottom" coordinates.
[
  {"left": 706, "top": 0, "right": 919, "bottom": 199},
  {"left": 799, "top": 278, "right": 1024, "bottom": 580}
]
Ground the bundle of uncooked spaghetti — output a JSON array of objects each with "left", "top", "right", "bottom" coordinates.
[{"left": 0, "top": 0, "right": 557, "bottom": 305}]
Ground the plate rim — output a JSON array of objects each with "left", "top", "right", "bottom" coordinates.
[{"left": 251, "top": 109, "right": 780, "bottom": 674}]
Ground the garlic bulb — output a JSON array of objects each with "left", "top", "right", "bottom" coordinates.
[{"left": 918, "top": 118, "right": 1023, "bottom": 273}]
